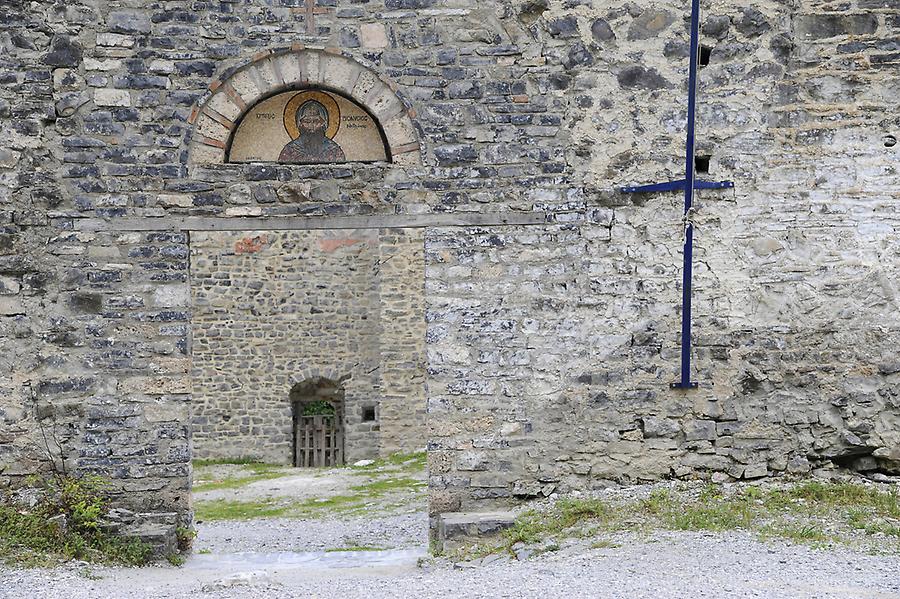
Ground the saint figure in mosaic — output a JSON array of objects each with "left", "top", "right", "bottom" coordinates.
[{"left": 279, "top": 92, "right": 346, "bottom": 164}]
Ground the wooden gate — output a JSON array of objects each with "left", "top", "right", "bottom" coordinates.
[{"left": 295, "top": 414, "right": 343, "bottom": 467}]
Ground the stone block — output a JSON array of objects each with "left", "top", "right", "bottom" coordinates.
[
  {"left": 195, "top": 114, "right": 229, "bottom": 143},
  {"left": 94, "top": 89, "right": 131, "bottom": 107},
  {"left": 227, "top": 70, "right": 263, "bottom": 107},
  {"left": 43, "top": 35, "right": 83, "bottom": 67},
  {"left": 360, "top": 23, "right": 388, "bottom": 49},
  {"left": 0, "top": 276, "right": 20, "bottom": 295},
  {"left": 0, "top": 296, "right": 24, "bottom": 315},
  {"left": 437, "top": 511, "right": 516, "bottom": 552},
  {"left": 684, "top": 420, "right": 717, "bottom": 441},
  {"left": 641, "top": 416, "right": 680, "bottom": 438},
  {"left": 108, "top": 11, "right": 151, "bottom": 35},
  {"left": 119, "top": 376, "right": 190, "bottom": 395},
  {"left": 0, "top": 148, "right": 19, "bottom": 169},
  {"left": 84, "top": 58, "right": 122, "bottom": 72},
  {"left": 123, "top": 522, "right": 177, "bottom": 557},
  {"left": 241, "top": 67, "right": 272, "bottom": 103},
  {"left": 383, "top": 116, "right": 417, "bottom": 148},
  {"left": 296, "top": 52, "right": 322, "bottom": 86},
  {"left": 795, "top": 14, "right": 877, "bottom": 40},
  {"left": 273, "top": 53, "right": 303, "bottom": 86},
  {"left": 628, "top": 9, "right": 675, "bottom": 40},
  {"left": 206, "top": 92, "right": 242, "bottom": 123},
  {"left": 743, "top": 463, "right": 769, "bottom": 479},
  {"left": 96, "top": 33, "right": 134, "bottom": 47},
  {"left": 319, "top": 55, "right": 362, "bottom": 96},
  {"left": 456, "top": 450, "right": 489, "bottom": 471},
  {"left": 153, "top": 284, "right": 190, "bottom": 308},
  {"left": 157, "top": 194, "right": 193, "bottom": 208},
  {"left": 187, "top": 144, "right": 224, "bottom": 165}
]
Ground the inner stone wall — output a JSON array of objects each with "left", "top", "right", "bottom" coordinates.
[{"left": 190, "top": 229, "right": 426, "bottom": 464}]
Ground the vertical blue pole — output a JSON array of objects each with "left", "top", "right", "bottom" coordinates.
[{"left": 675, "top": 0, "right": 701, "bottom": 389}]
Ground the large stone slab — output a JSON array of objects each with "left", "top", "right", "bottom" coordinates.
[{"left": 437, "top": 511, "right": 516, "bottom": 552}]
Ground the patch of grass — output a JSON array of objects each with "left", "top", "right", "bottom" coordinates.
[
  {"left": 0, "top": 475, "right": 154, "bottom": 567},
  {"left": 776, "top": 482, "right": 900, "bottom": 516},
  {"left": 0, "top": 505, "right": 153, "bottom": 567},
  {"left": 194, "top": 499, "right": 291, "bottom": 521},
  {"left": 350, "top": 477, "right": 426, "bottom": 496},
  {"left": 590, "top": 539, "right": 620, "bottom": 549},
  {"left": 79, "top": 567, "right": 103, "bottom": 580},
  {"left": 666, "top": 501, "right": 755, "bottom": 532},
  {"left": 501, "top": 497, "right": 613, "bottom": 551},
  {"left": 193, "top": 462, "right": 293, "bottom": 493},
  {"left": 166, "top": 553, "right": 186, "bottom": 566},
  {"left": 766, "top": 523, "right": 829, "bottom": 543},
  {"left": 847, "top": 508, "right": 900, "bottom": 538},
  {"left": 349, "top": 451, "right": 427, "bottom": 473}
]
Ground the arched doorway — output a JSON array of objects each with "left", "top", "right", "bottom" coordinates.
[{"left": 290, "top": 378, "right": 345, "bottom": 467}]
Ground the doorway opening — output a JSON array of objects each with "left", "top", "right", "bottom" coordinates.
[
  {"left": 291, "top": 378, "right": 345, "bottom": 468},
  {"left": 188, "top": 227, "right": 428, "bottom": 556}
]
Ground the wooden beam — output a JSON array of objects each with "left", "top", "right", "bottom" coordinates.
[{"left": 73, "top": 212, "right": 550, "bottom": 232}]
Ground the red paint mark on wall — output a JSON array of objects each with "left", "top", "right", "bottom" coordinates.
[
  {"left": 235, "top": 235, "right": 268, "bottom": 254},
  {"left": 318, "top": 238, "right": 365, "bottom": 253}
]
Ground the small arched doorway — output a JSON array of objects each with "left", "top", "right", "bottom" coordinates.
[{"left": 290, "top": 378, "right": 345, "bottom": 467}]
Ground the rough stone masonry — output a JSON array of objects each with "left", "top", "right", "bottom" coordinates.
[
  {"left": 0, "top": 0, "right": 897, "bottom": 543},
  {"left": 191, "top": 228, "right": 426, "bottom": 464}
]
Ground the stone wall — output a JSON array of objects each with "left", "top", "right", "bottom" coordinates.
[
  {"left": 0, "top": 0, "right": 897, "bottom": 543},
  {"left": 190, "top": 228, "right": 426, "bottom": 464}
]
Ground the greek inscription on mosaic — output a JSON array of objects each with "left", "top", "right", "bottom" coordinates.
[{"left": 228, "top": 89, "right": 389, "bottom": 164}]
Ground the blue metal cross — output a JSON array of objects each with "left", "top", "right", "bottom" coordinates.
[{"left": 620, "top": 0, "right": 734, "bottom": 389}]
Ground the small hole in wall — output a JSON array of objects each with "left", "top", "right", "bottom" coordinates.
[
  {"left": 885, "top": 135, "right": 897, "bottom": 148},
  {"left": 695, "top": 155, "right": 711, "bottom": 174},
  {"left": 362, "top": 406, "right": 377, "bottom": 422},
  {"left": 699, "top": 45, "right": 712, "bottom": 67}
]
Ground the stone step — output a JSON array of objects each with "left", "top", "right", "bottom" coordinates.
[{"left": 436, "top": 511, "right": 516, "bottom": 552}]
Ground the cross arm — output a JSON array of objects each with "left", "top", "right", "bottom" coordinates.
[{"left": 620, "top": 179, "right": 735, "bottom": 194}]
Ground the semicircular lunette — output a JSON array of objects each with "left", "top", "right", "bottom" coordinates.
[
  {"left": 187, "top": 48, "right": 422, "bottom": 168},
  {"left": 228, "top": 88, "right": 389, "bottom": 165}
]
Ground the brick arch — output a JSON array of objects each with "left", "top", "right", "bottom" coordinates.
[{"left": 187, "top": 46, "right": 422, "bottom": 167}]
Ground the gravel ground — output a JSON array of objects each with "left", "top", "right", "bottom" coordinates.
[
  {"left": 2, "top": 531, "right": 899, "bottom": 599},
  {"left": 193, "top": 466, "right": 357, "bottom": 503},
  {"left": 5, "top": 467, "right": 897, "bottom": 598},
  {"left": 195, "top": 512, "right": 428, "bottom": 553}
]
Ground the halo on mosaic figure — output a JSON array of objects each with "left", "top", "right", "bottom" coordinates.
[{"left": 283, "top": 91, "right": 341, "bottom": 140}]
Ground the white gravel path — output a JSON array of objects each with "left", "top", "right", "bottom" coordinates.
[
  {"left": 2, "top": 531, "right": 899, "bottom": 599},
  {"left": 195, "top": 512, "right": 428, "bottom": 553}
]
